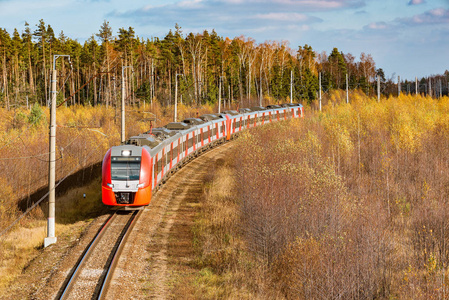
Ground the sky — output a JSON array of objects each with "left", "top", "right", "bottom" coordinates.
[{"left": 0, "top": 0, "right": 448, "bottom": 80}]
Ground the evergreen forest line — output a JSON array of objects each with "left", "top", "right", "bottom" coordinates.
[{"left": 3, "top": 20, "right": 446, "bottom": 110}]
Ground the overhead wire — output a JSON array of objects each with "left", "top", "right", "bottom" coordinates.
[
  {"left": 0, "top": 133, "right": 107, "bottom": 240},
  {"left": 0, "top": 57, "right": 124, "bottom": 239}
]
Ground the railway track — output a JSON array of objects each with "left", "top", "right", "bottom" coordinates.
[
  {"left": 56, "top": 209, "right": 142, "bottom": 300},
  {"left": 53, "top": 141, "right": 232, "bottom": 300}
]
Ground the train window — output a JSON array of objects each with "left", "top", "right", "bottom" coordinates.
[
  {"left": 157, "top": 156, "right": 162, "bottom": 173},
  {"left": 203, "top": 130, "right": 208, "bottom": 141},
  {"left": 173, "top": 145, "right": 178, "bottom": 159},
  {"left": 165, "top": 149, "right": 169, "bottom": 166},
  {"left": 111, "top": 156, "right": 141, "bottom": 181},
  {"left": 188, "top": 137, "right": 193, "bottom": 148}
]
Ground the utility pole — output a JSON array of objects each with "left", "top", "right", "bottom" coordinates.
[
  {"left": 218, "top": 76, "right": 224, "bottom": 113},
  {"left": 346, "top": 73, "right": 349, "bottom": 104},
  {"left": 416, "top": 77, "right": 418, "bottom": 95},
  {"left": 377, "top": 75, "right": 380, "bottom": 102},
  {"left": 398, "top": 76, "right": 401, "bottom": 96},
  {"left": 228, "top": 85, "right": 231, "bottom": 109},
  {"left": 121, "top": 66, "right": 132, "bottom": 144},
  {"left": 175, "top": 73, "right": 182, "bottom": 122},
  {"left": 45, "top": 55, "right": 70, "bottom": 248},
  {"left": 319, "top": 72, "right": 322, "bottom": 112},
  {"left": 429, "top": 78, "right": 432, "bottom": 98},
  {"left": 290, "top": 70, "right": 293, "bottom": 103}
]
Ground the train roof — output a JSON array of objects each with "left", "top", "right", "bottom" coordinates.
[
  {"left": 182, "top": 118, "right": 205, "bottom": 125},
  {"left": 199, "top": 114, "right": 221, "bottom": 121},
  {"left": 211, "top": 113, "right": 227, "bottom": 119},
  {"left": 126, "top": 134, "right": 161, "bottom": 148},
  {"left": 266, "top": 104, "right": 282, "bottom": 109},
  {"left": 164, "top": 122, "right": 191, "bottom": 130},
  {"left": 238, "top": 108, "right": 251, "bottom": 113},
  {"left": 281, "top": 103, "right": 303, "bottom": 107},
  {"left": 223, "top": 110, "right": 239, "bottom": 116},
  {"left": 150, "top": 127, "right": 177, "bottom": 138},
  {"left": 250, "top": 106, "right": 267, "bottom": 111}
]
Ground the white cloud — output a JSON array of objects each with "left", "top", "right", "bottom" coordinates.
[
  {"left": 408, "top": 0, "right": 426, "bottom": 5},
  {"left": 397, "top": 7, "right": 449, "bottom": 25},
  {"left": 253, "top": 12, "right": 311, "bottom": 22},
  {"left": 366, "top": 22, "right": 387, "bottom": 30}
]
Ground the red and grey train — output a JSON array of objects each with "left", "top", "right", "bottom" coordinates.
[{"left": 102, "top": 103, "right": 304, "bottom": 207}]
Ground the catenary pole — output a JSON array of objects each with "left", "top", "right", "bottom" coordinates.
[
  {"left": 377, "top": 75, "right": 380, "bottom": 102},
  {"left": 346, "top": 73, "right": 349, "bottom": 104},
  {"left": 175, "top": 73, "right": 182, "bottom": 121},
  {"left": 121, "top": 66, "right": 132, "bottom": 144},
  {"left": 219, "top": 76, "right": 223, "bottom": 113},
  {"left": 290, "top": 70, "right": 293, "bottom": 103},
  {"left": 416, "top": 77, "right": 418, "bottom": 95},
  {"left": 319, "top": 72, "right": 322, "bottom": 112},
  {"left": 45, "top": 55, "right": 70, "bottom": 248},
  {"left": 175, "top": 74, "right": 178, "bottom": 122}
]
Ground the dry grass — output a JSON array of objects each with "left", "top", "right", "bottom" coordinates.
[
  {"left": 193, "top": 157, "right": 284, "bottom": 299},
  {"left": 0, "top": 177, "right": 106, "bottom": 292},
  {"left": 195, "top": 92, "right": 449, "bottom": 299}
]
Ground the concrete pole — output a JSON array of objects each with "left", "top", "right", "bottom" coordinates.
[
  {"left": 121, "top": 66, "right": 132, "bottom": 143},
  {"left": 346, "top": 73, "right": 349, "bottom": 104},
  {"left": 228, "top": 85, "right": 231, "bottom": 109},
  {"left": 377, "top": 75, "right": 380, "bottom": 102},
  {"left": 415, "top": 77, "right": 418, "bottom": 95},
  {"left": 121, "top": 68, "right": 126, "bottom": 144},
  {"left": 45, "top": 54, "right": 70, "bottom": 248},
  {"left": 175, "top": 74, "right": 178, "bottom": 122},
  {"left": 290, "top": 70, "right": 293, "bottom": 103},
  {"left": 398, "top": 75, "right": 401, "bottom": 96},
  {"left": 44, "top": 68, "right": 57, "bottom": 248},
  {"left": 319, "top": 72, "right": 322, "bottom": 112},
  {"left": 218, "top": 76, "right": 222, "bottom": 113}
]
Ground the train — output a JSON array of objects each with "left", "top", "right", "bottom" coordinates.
[{"left": 101, "top": 103, "right": 304, "bottom": 207}]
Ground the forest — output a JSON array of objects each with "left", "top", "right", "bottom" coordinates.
[
  {"left": 2, "top": 19, "right": 449, "bottom": 298},
  {"left": 1, "top": 19, "right": 448, "bottom": 111},
  {"left": 197, "top": 92, "right": 449, "bottom": 299}
]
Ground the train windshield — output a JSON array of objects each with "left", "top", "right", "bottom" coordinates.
[{"left": 111, "top": 156, "right": 141, "bottom": 180}]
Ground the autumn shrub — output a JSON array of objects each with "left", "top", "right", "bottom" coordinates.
[
  {"left": 224, "top": 92, "right": 449, "bottom": 298},
  {"left": 233, "top": 118, "right": 392, "bottom": 298}
]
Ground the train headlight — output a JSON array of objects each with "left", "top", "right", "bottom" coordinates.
[
  {"left": 121, "top": 150, "right": 132, "bottom": 156},
  {"left": 107, "top": 183, "right": 114, "bottom": 188},
  {"left": 137, "top": 183, "right": 145, "bottom": 188}
]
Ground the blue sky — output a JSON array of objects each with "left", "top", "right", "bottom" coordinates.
[{"left": 1, "top": 0, "right": 448, "bottom": 80}]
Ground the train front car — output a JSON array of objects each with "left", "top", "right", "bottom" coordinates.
[{"left": 102, "top": 145, "right": 152, "bottom": 207}]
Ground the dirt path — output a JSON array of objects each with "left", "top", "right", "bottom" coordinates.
[
  {"left": 1, "top": 142, "right": 234, "bottom": 300},
  {"left": 105, "top": 142, "right": 235, "bottom": 299}
]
